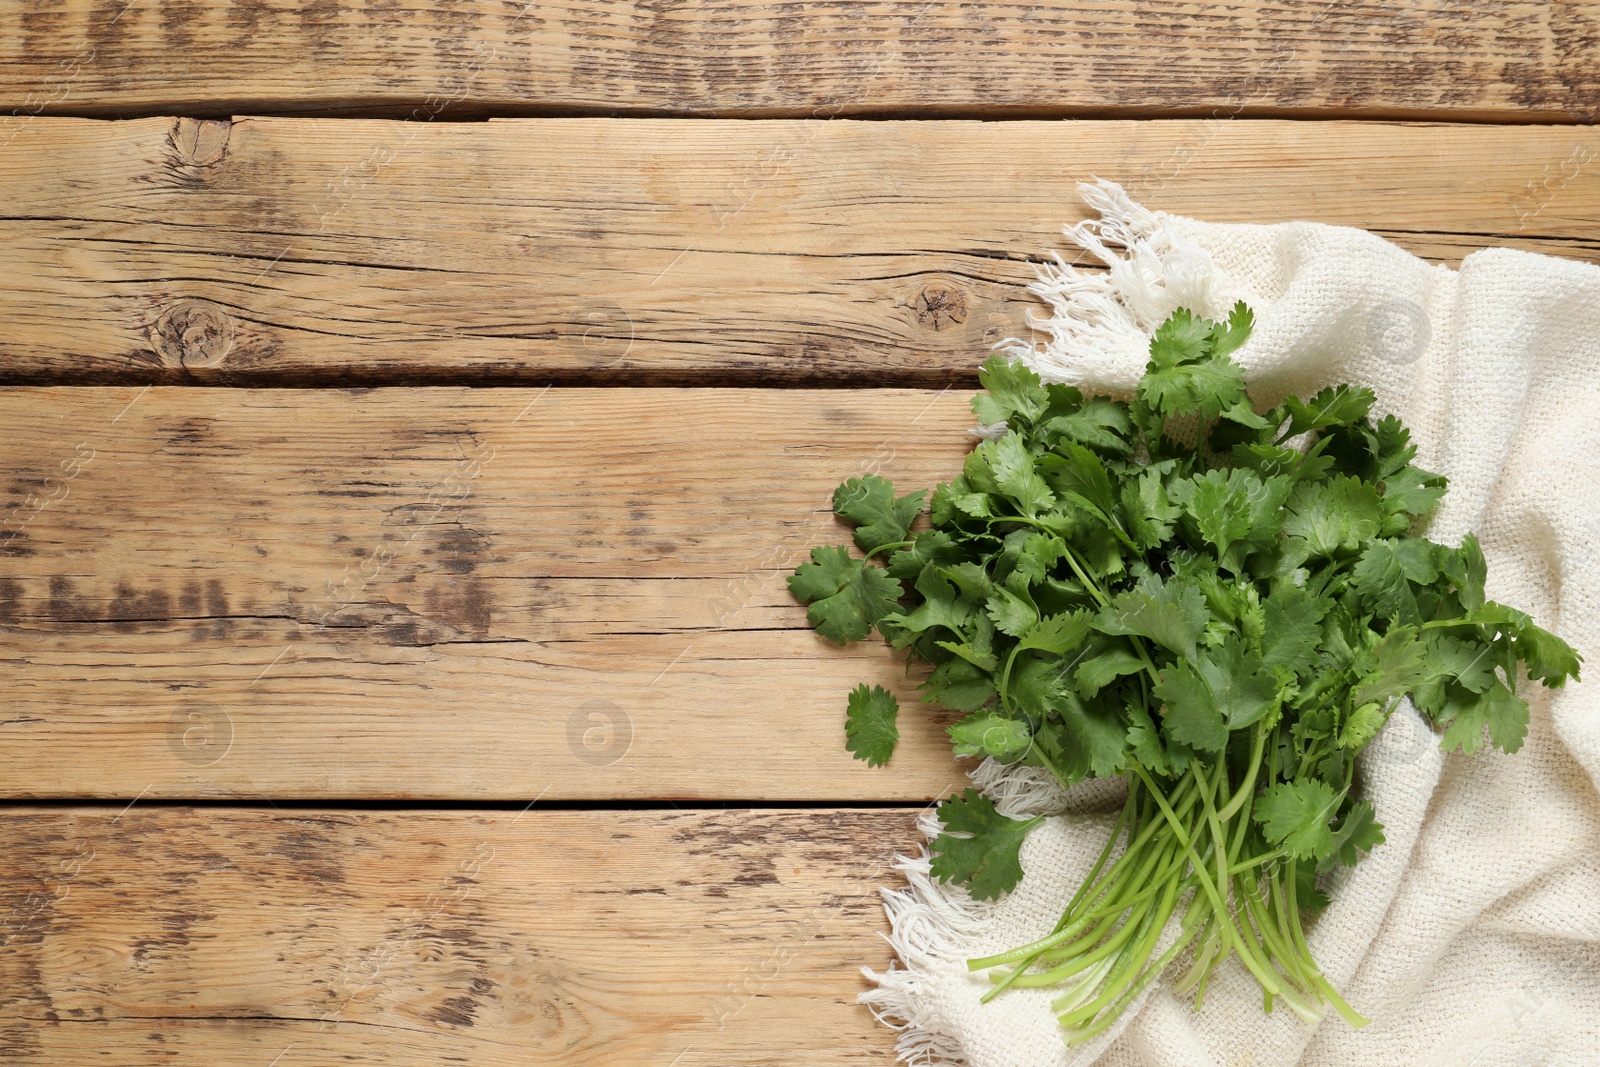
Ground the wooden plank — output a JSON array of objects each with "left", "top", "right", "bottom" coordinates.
[
  {"left": 0, "top": 1, "right": 1596, "bottom": 122},
  {"left": 0, "top": 385, "right": 979, "bottom": 800},
  {"left": 0, "top": 805, "right": 926, "bottom": 1064},
  {"left": 1, "top": 117, "right": 1598, "bottom": 386}
]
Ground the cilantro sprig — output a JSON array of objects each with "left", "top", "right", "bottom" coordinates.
[{"left": 790, "top": 302, "right": 1581, "bottom": 1042}]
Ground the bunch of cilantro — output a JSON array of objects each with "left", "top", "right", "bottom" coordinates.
[{"left": 789, "top": 302, "right": 1580, "bottom": 1043}]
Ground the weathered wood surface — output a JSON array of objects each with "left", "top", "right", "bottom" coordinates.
[
  {"left": 1, "top": 1, "right": 1596, "bottom": 122},
  {"left": 0, "top": 805, "right": 931, "bottom": 1064},
  {"left": 1, "top": 117, "right": 1598, "bottom": 386},
  {"left": 0, "top": 385, "right": 982, "bottom": 800}
]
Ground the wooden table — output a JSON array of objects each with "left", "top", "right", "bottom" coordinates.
[{"left": 1, "top": 3, "right": 1596, "bottom": 1063}]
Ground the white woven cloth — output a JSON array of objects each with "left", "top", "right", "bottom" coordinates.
[{"left": 861, "top": 182, "right": 1600, "bottom": 1067}]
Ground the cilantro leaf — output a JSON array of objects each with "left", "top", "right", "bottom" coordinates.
[
  {"left": 1350, "top": 539, "right": 1441, "bottom": 624},
  {"left": 1154, "top": 658, "right": 1227, "bottom": 752},
  {"left": 1045, "top": 398, "right": 1134, "bottom": 455},
  {"left": 1153, "top": 639, "right": 1277, "bottom": 753},
  {"left": 832, "top": 474, "right": 926, "bottom": 554},
  {"left": 1319, "top": 801, "right": 1385, "bottom": 872},
  {"left": 885, "top": 567, "right": 973, "bottom": 641},
  {"left": 1139, "top": 349, "right": 1248, "bottom": 422},
  {"left": 1437, "top": 678, "right": 1529, "bottom": 754},
  {"left": 1170, "top": 468, "right": 1291, "bottom": 572},
  {"left": 1095, "top": 576, "right": 1209, "bottom": 660},
  {"left": 1280, "top": 385, "right": 1375, "bottom": 439},
  {"left": 1349, "top": 626, "right": 1427, "bottom": 708},
  {"left": 1120, "top": 470, "right": 1182, "bottom": 550},
  {"left": 985, "top": 586, "right": 1039, "bottom": 637},
  {"left": 844, "top": 684, "right": 900, "bottom": 766},
  {"left": 1148, "top": 307, "right": 1213, "bottom": 367},
  {"left": 1209, "top": 300, "right": 1254, "bottom": 359},
  {"left": 1260, "top": 583, "right": 1333, "bottom": 676},
  {"left": 886, "top": 529, "right": 964, "bottom": 584},
  {"left": 1379, "top": 465, "right": 1447, "bottom": 522},
  {"left": 1283, "top": 476, "right": 1385, "bottom": 556},
  {"left": 929, "top": 789, "right": 1042, "bottom": 901},
  {"left": 1255, "top": 779, "right": 1341, "bottom": 861},
  {"left": 973, "top": 355, "right": 1048, "bottom": 427},
  {"left": 976, "top": 433, "right": 1054, "bottom": 517},
  {"left": 1050, "top": 692, "right": 1130, "bottom": 780},
  {"left": 949, "top": 713, "right": 1033, "bottom": 760},
  {"left": 1040, "top": 443, "right": 1119, "bottom": 523},
  {"left": 1073, "top": 644, "right": 1146, "bottom": 697},
  {"left": 788, "top": 546, "right": 903, "bottom": 644},
  {"left": 920, "top": 657, "right": 996, "bottom": 713},
  {"left": 1440, "top": 533, "right": 1487, "bottom": 611},
  {"left": 1514, "top": 622, "right": 1582, "bottom": 686},
  {"left": 1018, "top": 610, "right": 1095, "bottom": 655}
]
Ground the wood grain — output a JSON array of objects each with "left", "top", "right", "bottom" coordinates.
[
  {"left": 1, "top": 117, "right": 1598, "bottom": 386},
  {"left": 0, "top": 1, "right": 1596, "bottom": 122},
  {"left": 0, "top": 805, "right": 932, "bottom": 1064},
  {"left": 0, "top": 385, "right": 982, "bottom": 800}
]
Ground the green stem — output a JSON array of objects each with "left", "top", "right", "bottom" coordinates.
[
  {"left": 1215, "top": 721, "right": 1267, "bottom": 821},
  {"left": 862, "top": 539, "right": 913, "bottom": 561}
]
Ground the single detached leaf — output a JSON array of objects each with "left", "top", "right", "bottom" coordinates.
[
  {"left": 845, "top": 684, "right": 900, "bottom": 766},
  {"left": 929, "top": 789, "right": 1042, "bottom": 901},
  {"left": 1255, "top": 779, "right": 1342, "bottom": 861},
  {"left": 788, "top": 546, "right": 903, "bottom": 645},
  {"left": 832, "top": 474, "right": 927, "bottom": 554}
]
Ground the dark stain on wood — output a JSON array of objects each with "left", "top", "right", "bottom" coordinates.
[
  {"left": 429, "top": 994, "right": 479, "bottom": 1028},
  {"left": 108, "top": 583, "right": 172, "bottom": 631}
]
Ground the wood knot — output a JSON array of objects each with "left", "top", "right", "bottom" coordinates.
[
  {"left": 904, "top": 285, "right": 968, "bottom": 331},
  {"left": 151, "top": 299, "right": 234, "bottom": 369},
  {"left": 169, "top": 117, "right": 231, "bottom": 167}
]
